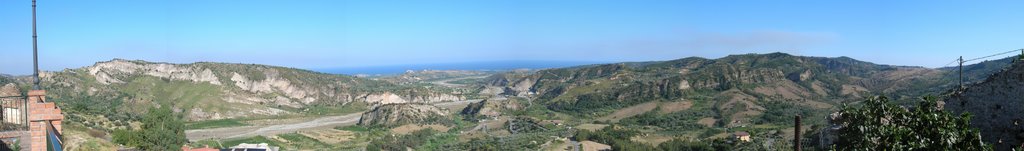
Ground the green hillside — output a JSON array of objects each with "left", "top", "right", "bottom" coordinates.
[{"left": 23, "top": 59, "right": 465, "bottom": 131}]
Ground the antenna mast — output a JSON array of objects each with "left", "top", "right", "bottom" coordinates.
[{"left": 32, "top": 0, "right": 40, "bottom": 90}]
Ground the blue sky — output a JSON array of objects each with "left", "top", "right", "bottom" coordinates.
[{"left": 2, "top": 0, "right": 1024, "bottom": 75}]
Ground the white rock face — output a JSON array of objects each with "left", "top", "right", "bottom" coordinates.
[
  {"left": 75, "top": 59, "right": 466, "bottom": 121},
  {"left": 88, "top": 59, "right": 222, "bottom": 85},
  {"left": 358, "top": 103, "right": 450, "bottom": 127},
  {"left": 229, "top": 72, "right": 314, "bottom": 104},
  {"left": 678, "top": 80, "right": 691, "bottom": 90},
  {"left": 506, "top": 78, "right": 536, "bottom": 97},
  {"left": 361, "top": 92, "right": 463, "bottom": 105},
  {"left": 363, "top": 92, "right": 409, "bottom": 104}
]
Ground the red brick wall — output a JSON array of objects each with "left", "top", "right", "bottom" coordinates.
[{"left": 27, "top": 90, "right": 62, "bottom": 151}]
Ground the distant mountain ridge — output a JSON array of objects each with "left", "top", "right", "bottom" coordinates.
[
  {"left": 485, "top": 52, "right": 1013, "bottom": 127},
  {"left": 316, "top": 60, "right": 605, "bottom": 75}
]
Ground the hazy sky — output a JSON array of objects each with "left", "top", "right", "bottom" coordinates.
[{"left": 2, "top": 0, "right": 1024, "bottom": 75}]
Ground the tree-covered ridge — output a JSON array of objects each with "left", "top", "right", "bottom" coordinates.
[{"left": 495, "top": 52, "right": 1010, "bottom": 117}]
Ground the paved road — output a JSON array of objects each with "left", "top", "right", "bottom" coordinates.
[{"left": 186, "top": 99, "right": 484, "bottom": 141}]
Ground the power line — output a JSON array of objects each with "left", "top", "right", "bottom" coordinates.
[
  {"left": 961, "top": 49, "right": 1022, "bottom": 64},
  {"left": 943, "top": 58, "right": 960, "bottom": 67}
]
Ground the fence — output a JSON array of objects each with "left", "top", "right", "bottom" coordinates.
[{"left": 0, "top": 96, "right": 28, "bottom": 131}]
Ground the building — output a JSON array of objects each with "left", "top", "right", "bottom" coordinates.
[
  {"left": 181, "top": 145, "right": 219, "bottom": 151},
  {"left": 227, "top": 143, "right": 279, "bottom": 151},
  {"left": 734, "top": 131, "right": 751, "bottom": 142}
]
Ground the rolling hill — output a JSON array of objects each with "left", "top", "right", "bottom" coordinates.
[
  {"left": 486, "top": 52, "right": 1013, "bottom": 128},
  {"left": 9, "top": 59, "right": 468, "bottom": 131}
]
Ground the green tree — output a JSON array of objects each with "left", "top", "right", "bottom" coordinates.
[
  {"left": 111, "top": 129, "right": 142, "bottom": 147},
  {"left": 137, "top": 107, "right": 187, "bottom": 151},
  {"left": 657, "top": 138, "right": 712, "bottom": 151},
  {"left": 834, "top": 96, "right": 990, "bottom": 150}
]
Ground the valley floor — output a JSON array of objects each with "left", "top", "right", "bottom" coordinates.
[{"left": 185, "top": 99, "right": 483, "bottom": 141}]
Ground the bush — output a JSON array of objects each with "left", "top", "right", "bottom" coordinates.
[
  {"left": 834, "top": 96, "right": 991, "bottom": 150},
  {"left": 112, "top": 107, "right": 186, "bottom": 151}
]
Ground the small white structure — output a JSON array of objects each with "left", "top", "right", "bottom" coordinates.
[
  {"left": 228, "top": 143, "right": 279, "bottom": 151},
  {"left": 3, "top": 107, "right": 22, "bottom": 124},
  {"left": 734, "top": 131, "right": 751, "bottom": 142}
]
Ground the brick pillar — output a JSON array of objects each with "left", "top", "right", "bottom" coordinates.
[{"left": 27, "top": 90, "right": 62, "bottom": 151}]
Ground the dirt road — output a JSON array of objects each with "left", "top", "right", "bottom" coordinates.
[{"left": 186, "top": 99, "right": 483, "bottom": 141}]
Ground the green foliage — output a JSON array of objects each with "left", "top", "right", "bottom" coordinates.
[
  {"left": 111, "top": 129, "right": 142, "bottom": 147},
  {"left": 547, "top": 79, "right": 685, "bottom": 116},
  {"left": 620, "top": 108, "right": 716, "bottom": 131},
  {"left": 277, "top": 133, "right": 333, "bottom": 149},
  {"left": 440, "top": 132, "right": 555, "bottom": 150},
  {"left": 657, "top": 138, "right": 713, "bottom": 151},
  {"left": 366, "top": 129, "right": 439, "bottom": 151},
  {"left": 185, "top": 119, "right": 249, "bottom": 129},
  {"left": 756, "top": 100, "right": 825, "bottom": 125},
  {"left": 506, "top": 116, "right": 547, "bottom": 134},
  {"left": 574, "top": 125, "right": 656, "bottom": 151},
  {"left": 113, "top": 107, "right": 187, "bottom": 151},
  {"left": 140, "top": 107, "right": 187, "bottom": 151},
  {"left": 336, "top": 125, "right": 371, "bottom": 132},
  {"left": 834, "top": 96, "right": 991, "bottom": 150}
]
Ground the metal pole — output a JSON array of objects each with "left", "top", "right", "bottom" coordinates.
[
  {"left": 795, "top": 115, "right": 802, "bottom": 151},
  {"left": 32, "top": 0, "right": 40, "bottom": 90},
  {"left": 958, "top": 56, "right": 963, "bottom": 91}
]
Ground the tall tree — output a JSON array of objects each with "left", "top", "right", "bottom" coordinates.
[{"left": 138, "top": 106, "right": 187, "bottom": 151}]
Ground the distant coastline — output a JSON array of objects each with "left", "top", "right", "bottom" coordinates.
[{"left": 314, "top": 60, "right": 605, "bottom": 75}]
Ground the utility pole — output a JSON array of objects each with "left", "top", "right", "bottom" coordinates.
[
  {"left": 795, "top": 115, "right": 802, "bottom": 151},
  {"left": 32, "top": 0, "right": 40, "bottom": 90},
  {"left": 958, "top": 56, "right": 963, "bottom": 91}
]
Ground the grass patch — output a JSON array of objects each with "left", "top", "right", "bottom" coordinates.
[
  {"left": 278, "top": 133, "right": 334, "bottom": 149},
  {"left": 336, "top": 125, "right": 371, "bottom": 132},
  {"left": 186, "top": 119, "right": 250, "bottom": 129}
]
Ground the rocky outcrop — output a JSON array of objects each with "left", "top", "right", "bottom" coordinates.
[
  {"left": 88, "top": 59, "right": 221, "bottom": 85},
  {"left": 460, "top": 99, "right": 522, "bottom": 118},
  {"left": 945, "top": 61, "right": 1024, "bottom": 150},
  {"left": 361, "top": 92, "right": 463, "bottom": 105},
  {"left": 358, "top": 103, "right": 451, "bottom": 127},
  {"left": 0, "top": 83, "right": 19, "bottom": 96},
  {"left": 33, "top": 59, "right": 467, "bottom": 122}
]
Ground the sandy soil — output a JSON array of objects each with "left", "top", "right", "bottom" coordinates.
[
  {"left": 576, "top": 124, "right": 608, "bottom": 131},
  {"left": 580, "top": 141, "right": 611, "bottom": 151},
  {"left": 596, "top": 101, "right": 659, "bottom": 123},
  {"left": 390, "top": 124, "right": 450, "bottom": 135},
  {"left": 299, "top": 129, "right": 356, "bottom": 144},
  {"left": 697, "top": 118, "right": 717, "bottom": 127},
  {"left": 658, "top": 101, "right": 693, "bottom": 114}
]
